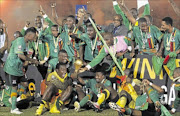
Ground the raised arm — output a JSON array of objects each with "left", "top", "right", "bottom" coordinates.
[
  {"left": 143, "top": 79, "right": 164, "bottom": 94},
  {"left": 21, "top": 21, "right": 30, "bottom": 36},
  {"left": 79, "top": 47, "right": 107, "bottom": 73},
  {"left": 112, "top": 0, "right": 130, "bottom": 29},
  {"left": 141, "top": 4, "right": 150, "bottom": 17},
  {"left": 39, "top": 5, "right": 54, "bottom": 27},
  {"left": 77, "top": 14, "right": 85, "bottom": 30},
  {"left": 51, "top": 3, "right": 62, "bottom": 26},
  {"left": 119, "top": 1, "right": 137, "bottom": 25}
]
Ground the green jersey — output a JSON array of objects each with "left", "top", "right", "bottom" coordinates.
[
  {"left": 60, "top": 25, "right": 82, "bottom": 62},
  {"left": 174, "top": 82, "right": 180, "bottom": 110},
  {"left": 86, "top": 37, "right": 129, "bottom": 76},
  {"left": 80, "top": 33, "right": 102, "bottom": 61},
  {"left": 4, "top": 37, "right": 27, "bottom": 76},
  {"left": 163, "top": 27, "right": 180, "bottom": 56},
  {"left": 113, "top": 1, "right": 150, "bottom": 30},
  {"left": 28, "top": 38, "right": 50, "bottom": 61},
  {"left": 135, "top": 87, "right": 160, "bottom": 110},
  {"left": 132, "top": 25, "right": 163, "bottom": 54},
  {"left": 0, "top": 85, "right": 12, "bottom": 107},
  {"left": 43, "top": 14, "right": 63, "bottom": 34},
  {"left": 45, "top": 34, "right": 60, "bottom": 73},
  {"left": 21, "top": 15, "right": 62, "bottom": 36},
  {"left": 174, "top": 82, "right": 180, "bottom": 91},
  {"left": 45, "top": 34, "right": 60, "bottom": 58},
  {"left": 85, "top": 79, "right": 112, "bottom": 95},
  {"left": 87, "top": 37, "right": 128, "bottom": 69}
]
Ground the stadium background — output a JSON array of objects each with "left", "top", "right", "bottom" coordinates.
[
  {"left": 0, "top": 0, "right": 180, "bottom": 115},
  {"left": 0, "top": 0, "right": 180, "bottom": 42}
]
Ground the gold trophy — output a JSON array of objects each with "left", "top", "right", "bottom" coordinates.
[{"left": 74, "top": 59, "right": 83, "bottom": 73}]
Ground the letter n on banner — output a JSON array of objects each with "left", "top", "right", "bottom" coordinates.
[{"left": 140, "top": 58, "right": 155, "bottom": 79}]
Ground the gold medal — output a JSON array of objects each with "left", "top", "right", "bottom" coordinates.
[
  {"left": 53, "top": 36, "right": 59, "bottom": 52},
  {"left": 166, "top": 28, "right": 176, "bottom": 51}
]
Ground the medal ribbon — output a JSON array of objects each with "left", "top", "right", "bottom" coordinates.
[
  {"left": 69, "top": 27, "right": 78, "bottom": 57},
  {"left": 148, "top": 27, "right": 154, "bottom": 49},
  {"left": 166, "top": 28, "right": 176, "bottom": 51},
  {"left": 68, "top": 26, "right": 77, "bottom": 41},
  {"left": 34, "top": 37, "right": 40, "bottom": 55},
  {"left": 53, "top": 35, "right": 60, "bottom": 49},
  {"left": 170, "top": 30, "right": 176, "bottom": 52},
  {"left": 140, "top": 27, "right": 154, "bottom": 49},
  {"left": 59, "top": 41, "right": 63, "bottom": 50}
]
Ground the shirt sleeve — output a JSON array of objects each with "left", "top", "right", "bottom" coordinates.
[
  {"left": 44, "top": 14, "right": 54, "bottom": 27},
  {"left": 113, "top": 1, "right": 130, "bottom": 29},
  {"left": 132, "top": 26, "right": 139, "bottom": 41},
  {"left": 142, "top": 4, "right": 150, "bottom": 17},
  {"left": 124, "top": 37, "right": 132, "bottom": 46},
  {"left": 148, "top": 88, "right": 160, "bottom": 103},
  {"left": 86, "top": 47, "right": 107, "bottom": 69},
  {"left": 85, "top": 79, "right": 91, "bottom": 88},
  {"left": 46, "top": 74, "right": 51, "bottom": 82},
  {"left": 21, "top": 27, "right": 27, "bottom": 36},
  {"left": 155, "top": 28, "right": 163, "bottom": 42},
  {"left": 104, "top": 80, "right": 112, "bottom": 87}
]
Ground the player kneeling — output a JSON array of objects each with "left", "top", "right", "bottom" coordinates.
[{"left": 35, "top": 62, "right": 73, "bottom": 115}]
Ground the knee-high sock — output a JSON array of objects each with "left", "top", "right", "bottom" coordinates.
[
  {"left": 97, "top": 89, "right": 110, "bottom": 105},
  {"left": 56, "top": 97, "right": 63, "bottom": 110},
  {"left": 11, "top": 88, "right": 18, "bottom": 110},
  {"left": 19, "top": 85, "right": 25, "bottom": 96},
  {"left": 124, "top": 108, "right": 132, "bottom": 115},
  {"left": 79, "top": 93, "right": 93, "bottom": 107},
  {"left": 118, "top": 96, "right": 127, "bottom": 108}
]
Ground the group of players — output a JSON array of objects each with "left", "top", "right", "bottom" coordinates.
[{"left": 0, "top": 0, "right": 180, "bottom": 116}]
